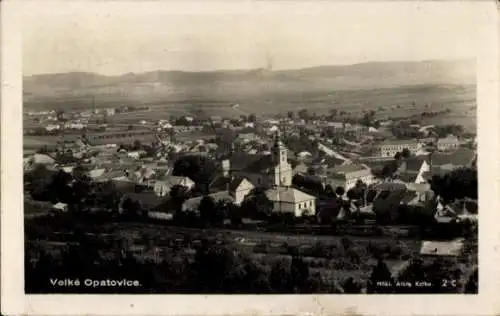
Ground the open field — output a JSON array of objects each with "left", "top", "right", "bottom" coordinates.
[{"left": 33, "top": 84, "right": 475, "bottom": 129}]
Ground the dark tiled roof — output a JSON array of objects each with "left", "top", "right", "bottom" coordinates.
[
  {"left": 403, "top": 157, "right": 427, "bottom": 172},
  {"left": 372, "top": 182, "right": 407, "bottom": 192},
  {"left": 124, "top": 192, "right": 167, "bottom": 211},
  {"left": 183, "top": 191, "right": 234, "bottom": 211},
  {"left": 244, "top": 155, "right": 274, "bottom": 173},
  {"left": 396, "top": 172, "right": 418, "bottom": 183},
  {"left": 209, "top": 176, "right": 231, "bottom": 192},
  {"left": 324, "top": 157, "right": 345, "bottom": 167},
  {"left": 228, "top": 153, "right": 266, "bottom": 171}
]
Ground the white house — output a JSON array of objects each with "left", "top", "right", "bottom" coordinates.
[
  {"left": 325, "top": 164, "right": 375, "bottom": 191},
  {"left": 437, "top": 134, "right": 460, "bottom": 151},
  {"left": 45, "top": 124, "right": 61, "bottom": 132},
  {"left": 228, "top": 177, "right": 254, "bottom": 205},
  {"left": 127, "top": 150, "right": 147, "bottom": 159},
  {"left": 265, "top": 187, "right": 316, "bottom": 217},
  {"left": 373, "top": 140, "right": 422, "bottom": 158}
]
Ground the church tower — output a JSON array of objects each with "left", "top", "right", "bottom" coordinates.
[
  {"left": 271, "top": 129, "right": 292, "bottom": 187},
  {"left": 272, "top": 130, "right": 287, "bottom": 164}
]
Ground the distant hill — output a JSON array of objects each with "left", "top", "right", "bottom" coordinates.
[{"left": 23, "top": 59, "right": 475, "bottom": 107}]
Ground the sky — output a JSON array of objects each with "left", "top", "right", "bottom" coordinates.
[{"left": 22, "top": 1, "right": 478, "bottom": 76}]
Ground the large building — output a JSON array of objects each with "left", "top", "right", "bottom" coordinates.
[
  {"left": 373, "top": 140, "right": 422, "bottom": 158},
  {"left": 84, "top": 129, "right": 156, "bottom": 146},
  {"left": 325, "top": 163, "right": 375, "bottom": 191},
  {"left": 265, "top": 186, "right": 316, "bottom": 217}
]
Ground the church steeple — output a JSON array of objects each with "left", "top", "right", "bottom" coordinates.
[
  {"left": 272, "top": 129, "right": 287, "bottom": 164},
  {"left": 268, "top": 128, "right": 292, "bottom": 187}
]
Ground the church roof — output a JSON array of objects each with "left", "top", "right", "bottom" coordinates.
[
  {"left": 244, "top": 155, "right": 275, "bottom": 173},
  {"left": 227, "top": 153, "right": 266, "bottom": 171}
]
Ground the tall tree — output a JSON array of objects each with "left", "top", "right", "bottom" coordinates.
[
  {"left": 199, "top": 195, "right": 217, "bottom": 225},
  {"left": 335, "top": 186, "right": 345, "bottom": 197},
  {"left": 367, "top": 258, "right": 393, "bottom": 293}
]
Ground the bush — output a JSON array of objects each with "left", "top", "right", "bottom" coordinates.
[{"left": 253, "top": 242, "right": 269, "bottom": 254}]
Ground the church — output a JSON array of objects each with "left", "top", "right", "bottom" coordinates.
[
  {"left": 220, "top": 130, "right": 293, "bottom": 188},
  {"left": 213, "top": 130, "right": 316, "bottom": 217}
]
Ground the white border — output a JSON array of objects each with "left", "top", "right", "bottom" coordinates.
[{"left": 2, "top": 1, "right": 500, "bottom": 315}]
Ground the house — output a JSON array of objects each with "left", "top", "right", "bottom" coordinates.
[
  {"left": 119, "top": 192, "right": 167, "bottom": 214},
  {"left": 394, "top": 157, "right": 430, "bottom": 183},
  {"left": 220, "top": 130, "right": 293, "bottom": 188},
  {"left": 235, "top": 133, "right": 260, "bottom": 143},
  {"left": 181, "top": 191, "right": 235, "bottom": 212},
  {"left": 228, "top": 177, "right": 254, "bottom": 205},
  {"left": 437, "top": 134, "right": 460, "bottom": 151},
  {"left": 434, "top": 199, "right": 478, "bottom": 223},
  {"left": 373, "top": 140, "right": 422, "bottom": 158},
  {"left": 129, "top": 167, "right": 157, "bottom": 186},
  {"left": 325, "top": 164, "right": 375, "bottom": 191},
  {"left": 265, "top": 187, "right": 316, "bottom": 217},
  {"left": 293, "top": 161, "right": 309, "bottom": 175},
  {"left": 89, "top": 168, "right": 107, "bottom": 180},
  {"left": 428, "top": 148, "right": 476, "bottom": 170},
  {"left": 105, "top": 108, "right": 116, "bottom": 116},
  {"left": 45, "top": 124, "right": 60, "bottom": 132},
  {"left": 153, "top": 176, "right": 195, "bottom": 197},
  {"left": 93, "top": 169, "right": 132, "bottom": 183},
  {"left": 51, "top": 202, "right": 69, "bottom": 212},
  {"left": 297, "top": 151, "right": 312, "bottom": 159},
  {"left": 85, "top": 129, "right": 156, "bottom": 146}
]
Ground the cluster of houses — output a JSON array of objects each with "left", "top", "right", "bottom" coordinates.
[{"left": 24, "top": 117, "right": 477, "bottom": 226}]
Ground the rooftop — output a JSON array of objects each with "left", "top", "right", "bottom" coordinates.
[
  {"left": 265, "top": 187, "right": 315, "bottom": 203},
  {"left": 328, "top": 163, "right": 369, "bottom": 174},
  {"left": 123, "top": 192, "right": 167, "bottom": 211},
  {"left": 183, "top": 191, "right": 234, "bottom": 211},
  {"left": 376, "top": 139, "right": 420, "bottom": 146},
  {"left": 430, "top": 148, "right": 476, "bottom": 167}
]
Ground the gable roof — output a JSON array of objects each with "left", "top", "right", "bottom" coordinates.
[
  {"left": 371, "top": 182, "right": 407, "bottom": 192},
  {"left": 227, "top": 153, "right": 267, "bottom": 171},
  {"left": 209, "top": 176, "right": 231, "bottom": 192},
  {"left": 182, "top": 191, "right": 234, "bottom": 211},
  {"left": 265, "top": 187, "right": 316, "bottom": 203},
  {"left": 157, "top": 175, "right": 194, "bottom": 187},
  {"left": 229, "top": 177, "right": 253, "bottom": 192}
]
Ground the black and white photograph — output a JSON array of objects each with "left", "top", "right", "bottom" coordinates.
[
  {"left": 18, "top": 1, "right": 483, "bottom": 296},
  {"left": 5, "top": 0, "right": 494, "bottom": 304}
]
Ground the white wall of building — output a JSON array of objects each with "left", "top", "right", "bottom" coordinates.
[{"left": 271, "top": 199, "right": 316, "bottom": 217}]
